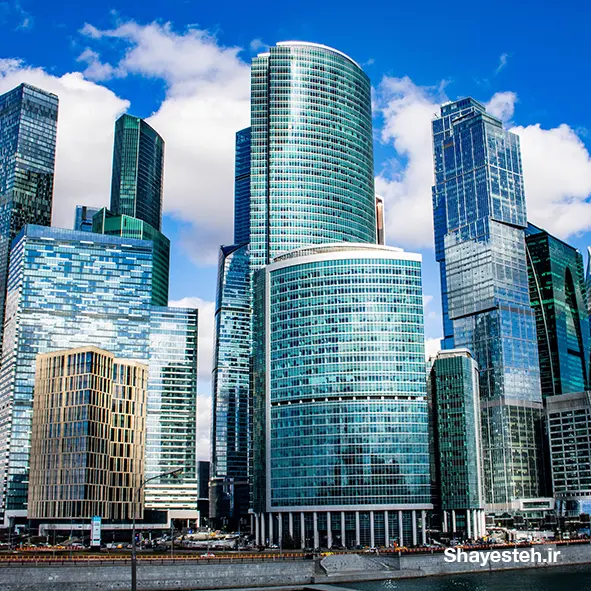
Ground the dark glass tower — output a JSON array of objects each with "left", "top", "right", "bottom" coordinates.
[
  {"left": 525, "top": 224, "right": 590, "bottom": 398},
  {"left": 429, "top": 349, "right": 485, "bottom": 539},
  {"left": 110, "top": 114, "right": 164, "bottom": 231},
  {"left": 0, "top": 84, "right": 58, "bottom": 348},
  {"left": 432, "top": 98, "right": 544, "bottom": 511},
  {"left": 234, "top": 128, "right": 251, "bottom": 244}
]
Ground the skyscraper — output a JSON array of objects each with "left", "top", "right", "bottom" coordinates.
[
  {"left": 0, "top": 225, "right": 197, "bottom": 524},
  {"left": 432, "top": 98, "right": 544, "bottom": 511},
  {"left": 28, "top": 347, "right": 148, "bottom": 521},
  {"left": 429, "top": 349, "right": 485, "bottom": 539},
  {"left": 525, "top": 224, "right": 590, "bottom": 398},
  {"left": 93, "top": 208, "right": 170, "bottom": 307},
  {"left": 110, "top": 114, "right": 164, "bottom": 231},
  {"left": 211, "top": 41, "right": 379, "bottom": 528},
  {"left": 74, "top": 205, "right": 100, "bottom": 232},
  {"left": 234, "top": 128, "right": 251, "bottom": 244},
  {"left": 0, "top": 84, "right": 58, "bottom": 348},
  {"left": 210, "top": 243, "right": 250, "bottom": 526},
  {"left": 249, "top": 41, "right": 376, "bottom": 270},
  {"left": 253, "top": 244, "right": 431, "bottom": 548},
  {"left": 375, "top": 195, "right": 385, "bottom": 245}
]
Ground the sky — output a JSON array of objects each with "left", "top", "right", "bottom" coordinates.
[{"left": 2, "top": 0, "right": 591, "bottom": 459}]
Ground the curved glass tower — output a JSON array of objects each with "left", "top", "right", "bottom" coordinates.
[
  {"left": 211, "top": 42, "right": 379, "bottom": 529},
  {"left": 253, "top": 244, "right": 431, "bottom": 549},
  {"left": 250, "top": 41, "right": 376, "bottom": 270}
]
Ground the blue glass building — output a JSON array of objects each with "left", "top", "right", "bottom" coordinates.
[
  {"left": 210, "top": 243, "right": 251, "bottom": 525},
  {"left": 234, "top": 128, "right": 251, "bottom": 244},
  {"left": 73, "top": 205, "right": 100, "bottom": 232},
  {"left": 253, "top": 244, "right": 431, "bottom": 549},
  {"left": 0, "top": 84, "right": 58, "bottom": 350},
  {"left": 110, "top": 114, "right": 164, "bottom": 231},
  {"left": 0, "top": 226, "right": 197, "bottom": 523},
  {"left": 432, "top": 98, "right": 544, "bottom": 511}
]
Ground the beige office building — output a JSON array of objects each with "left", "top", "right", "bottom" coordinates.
[{"left": 28, "top": 347, "right": 147, "bottom": 521}]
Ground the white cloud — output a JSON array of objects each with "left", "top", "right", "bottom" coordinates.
[
  {"left": 486, "top": 91, "right": 517, "bottom": 123},
  {"left": 80, "top": 20, "right": 251, "bottom": 262},
  {"left": 495, "top": 52, "right": 509, "bottom": 75},
  {"left": 425, "top": 337, "right": 442, "bottom": 362},
  {"left": 76, "top": 48, "right": 118, "bottom": 82},
  {"left": 375, "top": 76, "right": 445, "bottom": 249},
  {"left": 0, "top": 59, "right": 129, "bottom": 229},
  {"left": 513, "top": 123, "right": 591, "bottom": 238},
  {"left": 169, "top": 296, "right": 215, "bottom": 462}
]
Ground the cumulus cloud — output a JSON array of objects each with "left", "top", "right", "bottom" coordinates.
[
  {"left": 514, "top": 123, "right": 591, "bottom": 238},
  {"left": 0, "top": 59, "right": 129, "bottom": 229},
  {"left": 80, "top": 20, "right": 251, "bottom": 262},
  {"left": 169, "top": 296, "right": 215, "bottom": 461},
  {"left": 374, "top": 76, "right": 445, "bottom": 249},
  {"left": 486, "top": 91, "right": 517, "bottom": 123},
  {"left": 376, "top": 78, "right": 591, "bottom": 248}
]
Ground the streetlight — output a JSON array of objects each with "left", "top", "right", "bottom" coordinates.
[{"left": 131, "top": 467, "right": 183, "bottom": 591}]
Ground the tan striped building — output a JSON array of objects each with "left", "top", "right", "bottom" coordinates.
[{"left": 28, "top": 347, "right": 147, "bottom": 521}]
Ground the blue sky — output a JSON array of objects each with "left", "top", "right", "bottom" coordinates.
[{"left": 2, "top": 0, "right": 591, "bottom": 455}]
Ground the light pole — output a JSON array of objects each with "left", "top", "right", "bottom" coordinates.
[{"left": 131, "top": 467, "right": 183, "bottom": 591}]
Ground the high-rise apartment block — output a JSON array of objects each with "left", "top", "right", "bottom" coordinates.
[
  {"left": 432, "top": 98, "right": 544, "bottom": 511},
  {"left": 0, "top": 84, "right": 58, "bottom": 347},
  {"left": 110, "top": 114, "right": 164, "bottom": 231},
  {"left": 546, "top": 392, "right": 591, "bottom": 516},
  {"left": 0, "top": 225, "right": 197, "bottom": 524},
  {"left": 429, "top": 349, "right": 485, "bottom": 539},
  {"left": 526, "top": 225, "right": 590, "bottom": 398},
  {"left": 28, "top": 347, "right": 148, "bottom": 521},
  {"left": 253, "top": 243, "right": 431, "bottom": 548}
]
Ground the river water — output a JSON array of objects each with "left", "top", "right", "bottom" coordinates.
[{"left": 349, "top": 564, "right": 591, "bottom": 590}]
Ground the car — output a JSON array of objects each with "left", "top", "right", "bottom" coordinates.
[{"left": 200, "top": 552, "right": 215, "bottom": 558}]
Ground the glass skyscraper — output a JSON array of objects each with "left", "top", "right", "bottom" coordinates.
[
  {"left": 249, "top": 41, "right": 376, "bottom": 270},
  {"left": 93, "top": 208, "right": 170, "bottom": 307},
  {"left": 253, "top": 243, "right": 431, "bottom": 548},
  {"left": 234, "top": 128, "right": 251, "bottom": 244},
  {"left": 210, "top": 243, "right": 251, "bottom": 526},
  {"left": 526, "top": 224, "right": 590, "bottom": 398},
  {"left": 432, "top": 98, "right": 544, "bottom": 511},
  {"left": 211, "top": 42, "right": 381, "bottom": 529},
  {"left": 74, "top": 205, "right": 100, "bottom": 232},
  {"left": 0, "top": 84, "right": 58, "bottom": 350},
  {"left": 0, "top": 225, "right": 197, "bottom": 523},
  {"left": 429, "top": 349, "right": 485, "bottom": 539},
  {"left": 110, "top": 114, "right": 164, "bottom": 231}
]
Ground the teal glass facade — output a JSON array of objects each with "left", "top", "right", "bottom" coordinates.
[
  {"left": 525, "top": 224, "right": 590, "bottom": 398},
  {"left": 0, "top": 226, "right": 197, "bottom": 520},
  {"left": 432, "top": 98, "right": 544, "bottom": 510},
  {"left": 0, "top": 84, "right": 58, "bottom": 350},
  {"left": 249, "top": 42, "right": 376, "bottom": 271},
  {"left": 110, "top": 114, "right": 164, "bottom": 231},
  {"left": 253, "top": 244, "right": 430, "bottom": 513},
  {"left": 92, "top": 207, "right": 170, "bottom": 307},
  {"left": 430, "top": 350, "right": 484, "bottom": 513}
]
